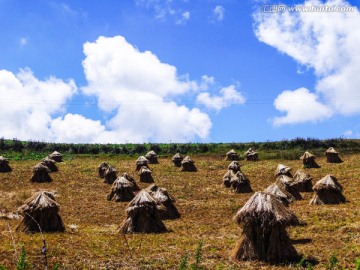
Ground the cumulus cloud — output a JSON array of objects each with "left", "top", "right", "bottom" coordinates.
[
  {"left": 0, "top": 68, "right": 77, "bottom": 141},
  {"left": 105, "top": 102, "right": 210, "bottom": 142},
  {"left": 50, "top": 114, "right": 106, "bottom": 143},
  {"left": 254, "top": 0, "right": 360, "bottom": 125},
  {"left": 82, "top": 35, "right": 212, "bottom": 143},
  {"left": 82, "top": 36, "right": 193, "bottom": 105},
  {"left": 196, "top": 85, "right": 245, "bottom": 111},
  {"left": 213, "top": 5, "right": 225, "bottom": 22},
  {"left": 273, "top": 87, "right": 332, "bottom": 126},
  {"left": 1, "top": 34, "right": 246, "bottom": 143}
]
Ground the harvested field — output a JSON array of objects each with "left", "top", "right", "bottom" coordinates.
[{"left": 1, "top": 154, "right": 360, "bottom": 269}]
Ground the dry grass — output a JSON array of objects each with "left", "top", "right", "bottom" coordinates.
[{"left": 1, "top": 154, "right": 360, "bottom": 269}]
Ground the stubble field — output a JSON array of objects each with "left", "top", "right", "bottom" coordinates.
[{"left": 1, "top": 153, "right": 360, "bottom": 269}]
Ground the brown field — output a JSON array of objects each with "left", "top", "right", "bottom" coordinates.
[{"left": 1, "top": 153, "right": 360, "bottom": 269}]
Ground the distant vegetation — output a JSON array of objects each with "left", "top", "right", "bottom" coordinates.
[{"left": 1, "top": 137, "right": 360, "bottom": 160}]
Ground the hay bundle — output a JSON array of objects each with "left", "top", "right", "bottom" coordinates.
[
  {"left": 119, "top": 190, "right": 167, "bottom": 234},
  {"left": 232, "top": 192, "right": 299, "bottom": 264},
  {"left": 225, "top": 149, "right": 240, "bottom": 161},
  {"left": 103, "top": 166, "right": 117, "bottom": 184},
  {"left": 276, "top": 175, "right": 302, "bottom": 200},
  {"left": 40, "top": 157, "right": 58, "bottom": 173},
  {"left": 275, "top": 164, "right": 292, "bottom": 177},
  {"left": 121, "top": 172, "right": 140, "bottom": 191},
  {"left": 300, "top": 151, "right": 320, "bottom": 168},
  {"left": 228, "top": 161, "right": 241, "bottom": 173},
  {"left": 30, "top": 163, "right": 52, "bottom": 183},
  {"left": 325, "top": 147, "right": 342, "bottom": 163},
  {"left": 145, "top": 150, "right": 159, "bottom": 164},
  {"left": 145, "top": 184, "right": 180, "bottom": 220},
  {"left": 98, "top": 162, "right": 110, "bottom": 178},
  {"left": 107, "top": 176, "right": 135, "bottom": 202},
  {"left": 264, "top": 183, "right": 295, "bottom": 206},
  {"left": 172, "top": 153, "right": 183, "bottom": 167},
  {"left": 139, "top": 166, "right": 154, "bottom": 183},
  {"left": 0, "top": 156, "right": 12, "bottom": 172},
  {"left": 223, "top": 170, "right": 235, "bottom": 188},
  {"left": 244, "top": 148, "right": 258, "bottom": 161},
  {"left": 16, "top": 191, "right": 65, "bottom": 233},
  {"left": 310, "top": 175, "right": 346, "bottom": 205},
  {"left": 293, "top": 170, "right": 313, "bottom": 192},
  {"left": 135, "top": 156, "right": 149, "bottom": 171},
  {"left": 48, "top": 151, "right": 62, "bottom": 162},
  {"left": 230, "top": 171, "right": 253, "bottom": 193},
  {"left": 181, "top": 156, "right": 197, "bottom": 172}
]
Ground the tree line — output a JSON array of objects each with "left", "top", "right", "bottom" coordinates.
[{"left": 1, "top": 137, "right": 359, "bottom": 157}]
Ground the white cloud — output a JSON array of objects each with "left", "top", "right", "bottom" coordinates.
[
  {"left": 0, "top": 68, "right": 77, "bottom": 141},
  {"left": 176, "top": 11, "right": 190, "bottom": 24},
  {"left": 273, "top": 87, "right": 332, "bottom": 126},
  {"left": 199, "top": 75, "right": 215, "bottom": 91},
  {"left": 51, "top": 114, "right": 106, "bottom": 143},
  {"left": 81, "top": 35, "right": 212, "bottom": 143},
  {"left": 106, "top": 102, "right": 210, "bottom": 142},
  {"left": 2, "top": 34, "right": 246, "bottom": 143},
  {"left": 254, "top": 0, "right": 360, "bottom": 125},
  {"left": 82, "top": 36, "right": 194, "bottom": 103},
  {"left": 135, "top": 0, "right": 189, "bottom": 24},
  {"left": 213, "top": 5, "right": 225, "bottom": 22},
  {"left": 196, "top": 85, "right": 246, "bottom": 111}
]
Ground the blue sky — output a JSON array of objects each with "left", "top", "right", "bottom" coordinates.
[{"left": 0, "top": 0, "right": 359, "bottom": 143}]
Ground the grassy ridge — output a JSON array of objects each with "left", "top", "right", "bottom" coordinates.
[{"left": 1, "top": 137, "right": 360, "bottom": 160}]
